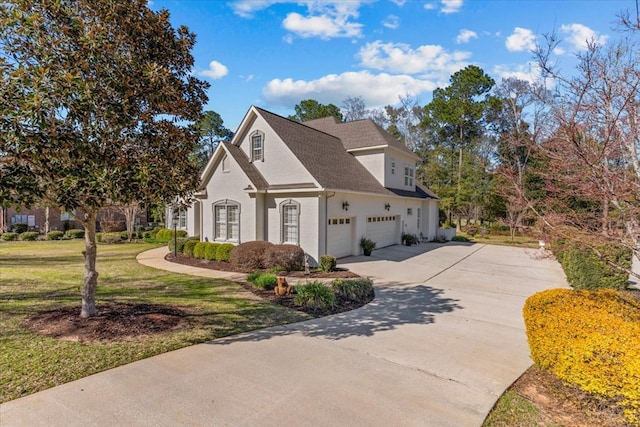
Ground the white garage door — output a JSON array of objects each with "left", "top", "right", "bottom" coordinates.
[
  {"left": 366, "top": 215, "right": 398, "bottom": 248},
  {"left": 327, "top": 217, "right": 353, "bottom": 258}
]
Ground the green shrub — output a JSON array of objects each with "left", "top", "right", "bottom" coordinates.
[
  {"left": 64, "top": 229, "right": 85, "bottom": 239},
  {"left": 46, "top": 231, "right": 64, "bottom": 241},
  {"left": 149, "top": 227, "right": 162, "bottom": 238},
  {"left": 168, "top": 237, "right": 189, "bottom": 255},
  {"left": 319, "top": 255, "right": 337, "bottom": 272},
  {"left": 331, "top": 278, "right": 374, "bottom": 303},
  {"left": 246, "top": 271, "right": 262, "bottom": 283},
  {"left": 216, "top": 243, "right": 234, "bottom": 262},
  {"left": 249, "top": 273, "right": 277, "bottom": 290},
  {"left": 524, "top": 289, "right": 640, "bottom": 423},
  {"left": 554, "top": 241, "right": 631, "bottom": 290},
  {"left": 451, "top": 235, "right": 470, "bottom": 242},
  {"left": 19, "top": 231, "right": 39, "bottom": 241},
  {"left": 183, "top": 240, "right": 199, "bottom": 258},
  {"left": 489, "top": 224, "right": 510, "bottom": 236},
  {"left": 230, "top": 241, "right": 274, "bottom": 269},
  {"left": 1, "top": 232, "right": 19, "bottom": 241},
  {"left": 10, "top": 223, "right": 28, "bottom": 233},
  {"left": 294, "top": 282, "right": 335, "bottom": 310},
  {"left": 262, "top": 244, "right": 304, "bottom": 271},
  {"left": 176, "top": 230, "right": 188, "bottom": 238},
  {"left": 193, "top": 242, "right": 207, "bottom": 259},
  {"left": 203, "top": 242, "right": 220, "bottom": 260}
]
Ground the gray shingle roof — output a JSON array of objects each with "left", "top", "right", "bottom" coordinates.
[
  {"left": 255, "top": 107, "right": 391, "bottom": 195},
  {"left": 303, "top": 116, "right": 418, "bottom": 158},
  {"left": 223, "top": 141, "right": 269, "bottom": 191}
]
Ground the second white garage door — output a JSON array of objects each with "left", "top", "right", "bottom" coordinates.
[
  {"left": 327, "top": 217, "right": 353, "bottom": 258},
  {"left": 365, "top": 215, "right": 399, "bottom": 248}
]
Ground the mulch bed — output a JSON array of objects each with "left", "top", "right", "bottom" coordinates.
[
  {"left": 25, "top": 303, "right": 191, "bottom": 343},
  {"left": 165, "top": 253, "right": 360, "bottom": 278}
]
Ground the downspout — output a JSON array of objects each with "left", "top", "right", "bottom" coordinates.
[{"left": 324, "top": 191, "right": 336, "bottom": 256}]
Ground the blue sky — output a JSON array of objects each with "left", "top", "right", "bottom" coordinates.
[{"left": 151, "top": 0, "right": 632, "bottom": 130}]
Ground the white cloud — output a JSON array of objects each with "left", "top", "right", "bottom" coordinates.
[
  {"left": 391, "top": 0, "right": 406, "bottom": 5},
  {"left": 560, "top": 23, "right": 608, "bottom": 51},
  {"left": 283, "top": 11, "right": 362, "bottom": 39},
  {"left": 456, "top": 29, "right": 477, "bottom": 44},
  {"left": 441, "top": 0, "right": 463, "bottom": 14},
  {"left": 240, "top": 74, "right": 254, "bottom": 82},
  {"left": 505, "top": 27, "right": 537, "bottom": 52},
  {"left": 199, "top": 61, "right": 228, "bottom": 79},
  {"left": 357, "top": 40, "right": 471, "bottom": 78},
  {"left": 230, "top": 0, "right": 284, "bottom": 18},
  {"left": 382, "top": 14, "right": 400, "bottom": 29},
  {"left": 424, "top": 3, "right": 437, "bottom": 10},
  {"left": 262, "top": 71, "right": 436, "bottom": 107},
  {"left": 492, "top": 62, "right": 542, "bottom": 84}
]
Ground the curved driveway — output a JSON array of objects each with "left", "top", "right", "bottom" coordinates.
[{"left": 1, "top": 243, "right": 567, "bottom": 427}]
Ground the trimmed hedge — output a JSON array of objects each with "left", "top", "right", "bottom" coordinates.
[
  {"left": 216, "top": 243, "right": 234, "bottom": 262},
  {"left": 154, "top": 228, "right": 188, "bottom": 243},
  {"left": 46, "top": 231, "right": 64, "bottom": 240},
  {"left": 10, "top": 223, "right": 28, "bottom": 233},
  {"left": 319, "top": 255, "right": 337, "bottom": 272},
  {"left": 168, "top": 237, "right": 189, "bottom": 255},
  {"left": 64, "top": 229, "right": 85, "bottom": 239},
  {"left": 524, "top": 289, "right": 640, "bottom": 423},
  {"left": 247, "top": 272, "right": 278, "bottom": 290},
  {"left": 203, "top": 242, "right": 220, "bottom": 260},
  {"left": 1, "top": 233, "right": 18, "bottom": 241},
  {"left": 230, "top": 241, "right": 274, "bottom": 269},
  {"left": 553, "top": 241, "right": 631, "bottom": 290},
  {"left": 183, "top": 240, "right": 198, "bottom": 258},
  {"left": 193, "top": 242, "right": 207, "bottom": 259},
  {"left": 97, "top": 232, "right": 123, "bottom": 244},
  {"left": 19, "top": 232, "right": 39, "bottom": 241},
  {"left": 263, "top": 244, "right": 304, "bottom": 271}
]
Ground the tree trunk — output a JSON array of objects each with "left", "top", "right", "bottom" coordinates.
[
  {"left": 81, "top": 210, "right": 99, "bottom": 318},
  {"left": 601, "top": 197, "right": 609, "bottom": 236}
]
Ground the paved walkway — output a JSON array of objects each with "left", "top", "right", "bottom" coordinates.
[{"left": 1, "top": 243, "right": 568, "bottom": 427}]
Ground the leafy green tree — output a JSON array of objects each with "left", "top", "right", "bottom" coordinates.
[
  {"left": 289, "top": 99, "right": 343, "bottom": 122},
  {"left": 194, "top": 110, "right": 233, "bottom": 169},
  {"left": 0, "top": 0, "right": 209, "bottom": 317},
  {"left": 420, "top": 65, "right": 496, "bottom": 228}
]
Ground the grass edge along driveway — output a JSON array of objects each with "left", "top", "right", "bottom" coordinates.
[{"left": 0, "top": 240, "right": 310, "bottom": 403}]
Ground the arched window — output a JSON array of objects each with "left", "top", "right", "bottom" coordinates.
[
  {"left": 250, "top": 130, "right": 264, "bottom": 162},
  {"left": 213, "top": 200, "right": 240, "bottom": 242},
  {"left": 280, "top": 199, "right": 300, "bottom": 245}
]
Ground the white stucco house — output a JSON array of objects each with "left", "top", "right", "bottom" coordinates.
[{"left": 172, "top": 106, "right": 440, "bottom": 265}]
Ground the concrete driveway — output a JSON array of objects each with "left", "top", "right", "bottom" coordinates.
[{"left": 1, "top": 243, "right": 567, "bottom": 427}]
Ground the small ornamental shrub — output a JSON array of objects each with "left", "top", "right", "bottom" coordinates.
[
  {"left": 19, "top": 231, "right": 39, "bottom": 241},
  {"left": 451, "top": 235, "right": 470, "bottom": 242},
  {"left": 230, "top": 241, "right": 274, "bottom": 269},
  {"left": 149, "top": 227, "right": 162, "bottom": 238},
  {"left": 216, "top": 243, "right": 234, "bottom": 262},
  {"left": 100, "top": 232, "right": 123, "bottom": 244},
  {"left": 248, "top": 272, "right": 277, "bottom": 290},
  {"left": 464, "top": 224, "right": 479, "bottom": 237},
  {"left": 1, "top": 232, "right": 19, "bottom": 241},
  {"left": 193, "top": 242, "right": 207, "bottom": 259},
  {"left": 331, "top": 278, "right": 374, "bottom": 303},
  {"left": 46, "top": 231, "right": 64, "bottom": 241},
  {"left": 183, "top": 240, "right": 199, "bottom": 258},
  {"left": 10, "top": 223, "right": 28, "bottom": 233},
  {"left": 524, "top": 289, "right": 640, "bottom": 423},
  {"left": 294, "top": 282, "right": 335, "bottom": 310},
  {"left": 553, "top": 241, "right": 631, "bottom": 290},
  {"left": 319, "top": 255, "right": 337, "bottom": 272},
  {"left": 262, "top": 244, "right": 304, "bottom": 271},
  {"left": 203, "top": 242, "right": 220, "bottom": 260},
  {"left": 64, "top": 229, "right": 85, "bottom": 239},
  {"left": 168, "top": 237, "right": 189, "bottom": 255}
]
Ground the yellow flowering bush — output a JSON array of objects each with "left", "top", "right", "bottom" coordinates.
[{"left": 523, "top": 289, "right": 640, "bottom": 423}]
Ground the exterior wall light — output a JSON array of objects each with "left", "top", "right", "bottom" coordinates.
[
  {"left": 384, "top": 203, "right": 391, "bottom": 211},
  {"left": 342, "top": 201, "right": 350, "bottom": 211}
]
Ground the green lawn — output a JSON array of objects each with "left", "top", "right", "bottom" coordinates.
[{"left": 0, "top": 240, "right": 309, "bottom": 403}]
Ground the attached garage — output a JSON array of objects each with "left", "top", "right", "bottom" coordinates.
[
  {"left": 327, "top": 217, "right": 353, "bottom": 258},
  {"left": 366, "top": 215, "right": 399, "bottom": 248}
]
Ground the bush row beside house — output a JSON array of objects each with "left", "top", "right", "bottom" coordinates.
[
  {"left": 178, "top": 240, "right": 235, "bottom": 263},
  {"left": 524, "top": 289, "right": 640, "bottom": 423},
  {"left": 230, "top": 241, "right": 305, "bottom": 271}
]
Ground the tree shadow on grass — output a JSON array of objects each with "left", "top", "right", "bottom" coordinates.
[{"left": 210, "top": 283, "right": 462, "bottom": 343}]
